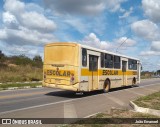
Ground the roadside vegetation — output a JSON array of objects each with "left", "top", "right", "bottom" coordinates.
[
  {"left": 141, "top": 71, "right": 160, "bottom": 79},
  {"left": 0, "top": 50, "right": 43, "bottom": 83},
  {"left": 133, "top": 91, "right": 160, "bottom": 110},
  {"left": 61, "top": 108, "right": 159, "bottom": 127}
]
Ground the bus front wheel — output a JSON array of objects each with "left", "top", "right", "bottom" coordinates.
[{"left": 103, "top": 80, "right": 110, "bottom": 93}]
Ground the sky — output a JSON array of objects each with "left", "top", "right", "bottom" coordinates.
[{"left": 0, "top": 0, "right": 160, "bottom": 71}]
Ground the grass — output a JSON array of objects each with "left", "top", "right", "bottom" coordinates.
[
  {"left": 141, "top": 76, "right": 152, "bottom": 79},
  {"left": 0, "top": 83, "right": 42, "bottom": 90},
  {"left": 59, "top": 108, "right": 159, "bottom": 127},
  {"left": 0, "top": 64, "right": 42, "bottom": 83},
  {"left": 133, "top": 91, "right": 160, "bottom": 110}
]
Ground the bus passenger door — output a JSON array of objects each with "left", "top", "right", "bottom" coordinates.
[
  {"left": 122, "top": 60, "right": 127, "bottom": 86},
  {"left": 89, "top": 55, "right": 99, "bottom": 90},
  {"left": 137, "top": 62, "right": 141, "bottom": 83}
]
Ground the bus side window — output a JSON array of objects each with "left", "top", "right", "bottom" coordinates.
[
  {"left": 105, "top": 54, "right": 113, "bottom": 68},
  {"left": 128, "top": 59, "right": 137, "bottom": 70},
  {"left": 133, "top": 60, "right": 137, "bottom": 70},
  {"left": 128, "top": 59, "right": 132, "bottom": 70},
  {"left": 101, "top": 53, "right": 104, "bottom": 68},
  {"left": 114, "top": 56, "right": 120, "bottom": 69},
  {"left": 82, "top": 48, "right": 87, "bottom": 67}
]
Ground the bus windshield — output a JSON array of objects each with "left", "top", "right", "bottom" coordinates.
[{"left": 44, "top": 45, "right": 78, "bottom": 65}]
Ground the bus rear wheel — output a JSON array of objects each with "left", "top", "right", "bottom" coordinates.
[
  {"left": 103, "top": 80, "right": 110, "bottom": 93},
  {"left": 132, "top": 77, "right": 136, "bottom": 87}
]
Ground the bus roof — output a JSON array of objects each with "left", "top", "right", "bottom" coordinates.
[
  {"left": 45, "top": 42, "right": 78, "bottom": 47},
  {"left": 80, "top": 44, "right": 140, "bottom": 61},
  {"left": 45, "top": 42, "right": 140, "bottom": 61}
]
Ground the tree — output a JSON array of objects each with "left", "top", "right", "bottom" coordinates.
[
  {"left": 0, "top": 50, "right": 6, "bottom": 63},
  {"left": 11, "top": 54, "right": 32, "bottom": 65},
  {"left": 0, "top": 50, "right": 4, "bottom": 59},
  {"left": 33, "top": 55, "right": 42, "bottom": 62},
  {"left": 32, "top": 55, "right": 43, "bottom": 68}
]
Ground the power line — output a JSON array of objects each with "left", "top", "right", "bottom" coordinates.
[{"left": 115, "top": 38, "right": 128, "bottom": 53}]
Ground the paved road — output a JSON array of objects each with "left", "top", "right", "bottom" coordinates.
[{"left": 0, "top": 78, "right": 160, "bottom": 119}]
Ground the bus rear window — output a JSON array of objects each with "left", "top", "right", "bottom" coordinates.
[{"left": 44, "top": 45, "right": 78, "bottom": 65}]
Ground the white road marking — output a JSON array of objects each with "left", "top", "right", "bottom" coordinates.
[
  {"left": 107, "top": 83, "right": 160, "bottom": 94},
  {"left": 124, "top": 89, "right": 145, "bottom": 96},
  {"left": 84, "top": 112, "right": 101, "bottom": 118},
  {"left": 0, "top": 87, "right": 61, "bottom": 93},
  {"left": 142, "top": 88, "right": 159, "bottom": 92},
  {"left": 0, "top": 92, "right": 105, "bottom": 115},
  {"left": 0, "top": 96, "right": 48, "bottom": 105},
  {"left": 64, "top": 102, "right": 77, "bottom": 118},
  {"left": 104, "top": 94, "right": 125, "bottom": 106},
  {"left": 0, "top": 99, "right": 74, "bottom": 115},
  {"left": 0, "top": 87, "right": 44, "bottom": 93},
  {"left": 138, "top": 83, "right": 160, "bottom": 88},
  {"left": 0, "top": 83, "right": 159, "bottom": 116}
]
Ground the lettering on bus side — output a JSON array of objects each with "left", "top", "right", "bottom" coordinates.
[
  {"left": 102, "top": 70, "right": 118, "bottom": 75},
  {"left": 132, "top": 71, "right": 137, "bottom": 75},
  {"left": 46, "top": 70, "right": 71, "bottom": 77}
]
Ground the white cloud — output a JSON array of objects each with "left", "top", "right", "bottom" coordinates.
[
  {"left": 4, "top": 0, "right": 56, "bottom": 33},
  {"left": 114, "top": 36, "right": 136, "bottom": 47},
  {"left": 21, "top": 12, "right": 56, "bottom": 32},
  {"left": 80, "top": 33, "right": 137, "bottom": 53},
  {"left": 0, "top": 42, "right": 43, "bottom": 58},
  {"left": 43, "top": 0, "right": 126, "bottom": 15},
  {"left": 103, "top": 0, "right": 126, "bottom": 12},
  {"left": 131, "top": 6, "right": 160, "bottom": 57},
  {"left": 81, "top": 33, "right": 114, "bottom": 50},
  {"left": 119, "top": 7, "right": 133, "bottom": 19},
  {"left": 2, "top": 11, "right": 17, "bottom": 24},
  {"left": 26, "top": 3, "right": 44, "bottom": 14},
  {"left": 142, "top": 0, "right": 160, "bottom": 22},
  {"left": 65, "top": 19, "right": 88, "bottom": 34},
  {"left": 63, "top": 14, "right": 108, "bottom": 35},
  {"left": 4, "top": 0, "right": 25, "bottom": 15},
  {"left": 2, "top": 11, "right": 19, "bottom": 29},
  {"left": 0, "top": 0, "right": 57, "bottom": 46},
  {"left": 0, "top": 29, "right": 7, "bottom": 39},
  {"left": 151, "top": 41, "right": 160, "bottom": 51},
  {"left": 1, "top": 27, "right": 57, "bottom": 46},
  {"left": 140, "top": 51, "right": 160, "bottom": 56},
  {"left": 131, "top": 20, "right": 160, "bottom": 41}
]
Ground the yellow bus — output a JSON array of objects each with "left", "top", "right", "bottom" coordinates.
[{"left": 43, "top": 42, "right": 141, "bottom": 92}]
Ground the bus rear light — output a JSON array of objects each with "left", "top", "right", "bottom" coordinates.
[
  {"left": 44, "top": 72, "right": 46, "bottom": 79},
  {"left": 70, "top": 73, "right": 74, "bottom": 83}
]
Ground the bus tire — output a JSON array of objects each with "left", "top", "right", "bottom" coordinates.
[{"left": 103, "top": 79, "right": 110, "bottom": 93}]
